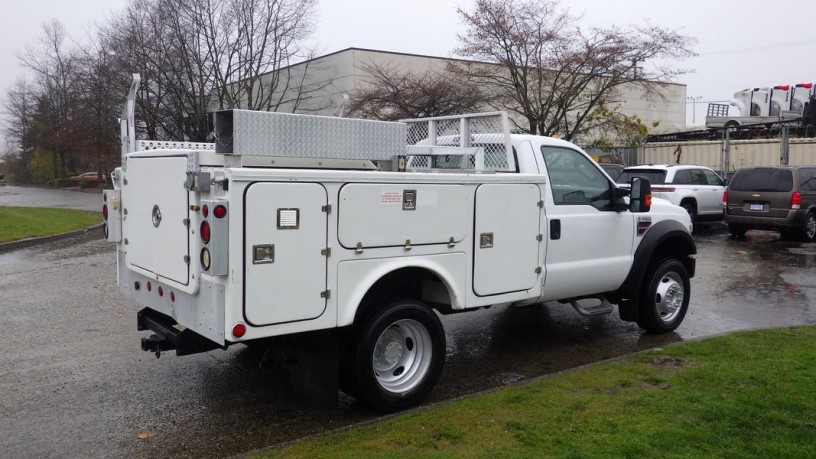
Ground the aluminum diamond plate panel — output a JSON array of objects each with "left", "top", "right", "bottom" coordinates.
[{"left": 214, "top": 109, "right": 406, "bottom": 160}]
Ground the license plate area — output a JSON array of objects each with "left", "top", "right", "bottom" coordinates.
[{"left": 747, "top": 202, "right": 766, "bottom": 211}]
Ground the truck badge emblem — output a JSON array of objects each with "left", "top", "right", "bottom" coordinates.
[{"left": 152, "top": 205, "right": 162, "bottom": 228}]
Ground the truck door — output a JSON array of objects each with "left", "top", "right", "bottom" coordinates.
[
  {"left": 473, "top": 183, "right": 542, "bottom": 296},
  {"left": 244, "top": 182, "right": 328, "bottom": 326},
  {"left": 538, "top": 145, "right": 634, "bottom": 300}
]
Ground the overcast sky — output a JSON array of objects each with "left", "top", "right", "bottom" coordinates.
[{"left": 2, "top": 0, "right": 816, "bottom": 144}]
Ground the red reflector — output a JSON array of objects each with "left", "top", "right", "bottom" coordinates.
[
  {"left": 158, "top": 286, "right": 163, "bottom": 297},
  {"left": 200, "top": 221, "right": 211, "bottom": 244},
  {"left": 232, "top": 323, "right": 247, "bottom": 338},
  {"left": 797, "top": 83, "right": 813, "bottom": 88},
  {"left": 103, "top": 193, "right": 107, "bottom": 202},
  {"left": 147, "top": 282, "right": 152, "bottom": 292},
  {"left": 774, "top": 85, "right": 790, "bottom": 90},
  {"left": 214, "top": 205, "right": 227, "bottom": 219},
  {"left": 792, "top": 192, "right": 802, "bottom": 209},
  {"left": 102, "top": 205, "right": 108, "bottom": 220},
  {"left": 202, "top": 205, "right": 209, "bottom": 218},
  {"left": 170, "top": 291, "right": 175, "bottom": 302}
]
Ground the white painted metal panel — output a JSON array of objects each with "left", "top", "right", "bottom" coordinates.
[
  {"left": 338, "top": 184, "right": 469, "bottom": 248},
  {"left": 244, "top": 182, "right": 328, "bottom": 326},
  {"left": 473, "top": 184, "right": 541, "bottom": 296},
  {"left": 125, "top": 155, "right": 190, "bottom": 284}
]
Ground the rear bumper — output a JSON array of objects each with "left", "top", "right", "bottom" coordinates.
[
  {"left": 725, "top": 209, "right": 806, "bottom": 230},
  {"left": 137, "top": 308, "right": 224, "bottom": 357}
]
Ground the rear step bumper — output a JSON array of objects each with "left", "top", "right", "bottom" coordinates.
[{"left": 137, "top": 308, "right": 224, "bottom": 357}]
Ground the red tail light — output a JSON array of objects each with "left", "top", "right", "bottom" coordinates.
[
  {"left": 102, "top": 205, "right": 108, "bottom": 220},
  {"left": 774, "top": 85, "right": 790, "bottom": 91},
  {"left": 796, "top": 83, "right": 813, "bottom": 88},
  {"left": 200, "top": 221, "right": 211, "bottom": 244},
  {"left": 202, "top": 204, "right": 209, "bottom": 218},
  {"left": 792, "top": 192, "right": 801, "bottom": 209},
  {"left": 723, "top": 190, "right": 728, "bottom": 205},
  {"left": 214, "top": 205, "right": 227, "bottom": 219},
  {"left": 232, "top": 323, "right": 247, "bottom": 338}
]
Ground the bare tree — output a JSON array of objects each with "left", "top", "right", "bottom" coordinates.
[
  {"left": 16, "top": 20, "right": 85, "bottom": 179},
  {"left": 453, "top": 0, "right": 695, "bottom": 140},
  {"left": 348, "top": 63, "right": 488, "bottom": 121},
  {"left": 101, "top": 0, "right": 324, "bottom": 142}
]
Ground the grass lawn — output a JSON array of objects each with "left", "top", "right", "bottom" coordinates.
[
  {"left": 265, "top": 326, "right": 816, "bottom": 458},
  {"left": 0, "top": 206, "right": 100, "bottom": 243}
]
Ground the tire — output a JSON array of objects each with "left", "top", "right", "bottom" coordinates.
[
  {"left": 636, "top": 259, "right": 690, "bottom": 334},
  {"left": 345, "top": 299, "right": 445, "bottom": 412},
  {"left": 799, "top": 212, "right": 816, "bottom": 242},
  {"left": 681, "top": 201, "right": 697, "bottom": 223},
  {"left": 728, "top": 223, "right": 747, "bottom": 238}
]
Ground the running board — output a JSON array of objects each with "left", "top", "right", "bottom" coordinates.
[{"left": 569, "top": 298, "right": 614, "bottom": 317}]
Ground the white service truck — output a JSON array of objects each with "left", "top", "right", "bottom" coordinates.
[{"left": 105, "top": 75, "right": 696, "bottom": 412}]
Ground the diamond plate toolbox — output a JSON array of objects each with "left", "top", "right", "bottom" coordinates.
[{"left": 214, "top": 109, "right": 407, "bottom": 160}]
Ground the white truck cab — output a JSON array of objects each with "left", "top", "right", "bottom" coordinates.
[{"left": 105, "top": 75, "right": 696, "bottom": 412}]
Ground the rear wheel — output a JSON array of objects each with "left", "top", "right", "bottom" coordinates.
[
  {"left": 800, "top": 212, "right": 816, "bottom": 242},
  {"left": 345, "top": 299, "right": 445, "bottom": 412},
  {"left": 728, "top": 223, "right": 747, "bottom": 237},
  {"left": 637, "top": 259, "right": 690, "bottom": 334},
  {"left": 681, "top": 200, "right": 697, "bottom": 223}
]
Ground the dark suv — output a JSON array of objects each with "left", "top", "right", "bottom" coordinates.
[{"left": 724, "top": 166, "right": 816, "bottom": 240}]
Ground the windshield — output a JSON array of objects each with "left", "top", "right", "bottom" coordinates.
[
  {"left": 729, "top": 168, "right": 793, "bottom": 192},
  {"left": 616, "top": 169, "right": 667, "bottom": 185}
]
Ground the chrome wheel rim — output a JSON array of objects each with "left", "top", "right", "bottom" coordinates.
[
  {"left": 654, "top": 271, "right": 685, "bottom": 324},
  {"left": 372, "top": 319, "right": 432, "bottom": 394}
]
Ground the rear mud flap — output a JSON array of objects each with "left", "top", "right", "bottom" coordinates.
[{"left": 259, "top": 330, "right": 340, "bottom": 407}]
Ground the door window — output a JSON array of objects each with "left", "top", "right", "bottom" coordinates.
[
  {"left": 540, "top": 146, "right": 612, "bottom": 210},
  {"left": 799, "top": 168, "right": 816, "bottom": 192},
  {"left": 702, "top": 169, "right": 724, "bottom": 186},
  {"left": 671, "top": 169, "right": 691, "bottom": 184}
]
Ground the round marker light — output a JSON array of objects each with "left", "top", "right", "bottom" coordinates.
[
  {"left": 103, "top": 193, "right": 107, "bottom": 202},
  {"left": 202, "top": 204, "right": 209, "bottom": 218},
  {"left": 158, "top": 286, "right": 163, "bottom": 297},
  {"left": 146, "top": 282, "right": 152, "bottom": 292},
  {"left": 232, "top": 323, "right": 247, "bottom": 338},
  {"left": 200, "top": 221, "right": 211, "bottom": 244},
  {"left": 170, "top": 291, "right": 175, "bottom": 302},
  {"left": 200, "top": 248, "right": 211, "bottom": 271},
  {"left": 214, "top": 205, "right": 227, "bottom": 219},
  {"left": 102, "top": 205, "right": 108, "bottom": 220}
]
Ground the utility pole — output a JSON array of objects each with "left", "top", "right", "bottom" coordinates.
[{"left": 687, "top": 96, "right": 702, "bottom": 125}]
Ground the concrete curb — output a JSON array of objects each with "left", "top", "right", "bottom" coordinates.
[{"left": 0, "top": 223, "right": 104, "bottom": 253}]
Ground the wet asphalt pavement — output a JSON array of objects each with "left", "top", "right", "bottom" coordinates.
[{"left": 1, "top": 187, "right": 816, "bottom": 457}]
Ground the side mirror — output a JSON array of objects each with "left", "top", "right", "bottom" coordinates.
[
  {"left": 613, "top": 186, "right": 630, "bottom": 212},
  {"left": 629, "top": 177, "right": 652, "bottom": 213}
]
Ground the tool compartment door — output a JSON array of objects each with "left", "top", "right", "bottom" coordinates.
[
  {"left": 125, "top": 155, "right": 190, "bottom": 285},
  {"left": 244, "top": 182, "right": 328, "bottom": 326},
  {"left": 473, "top": 183, "right": 542, "bottom": 296}
]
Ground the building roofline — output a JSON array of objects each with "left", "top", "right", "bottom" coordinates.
[{"left": 279, "top": 47, "right": 686, "bottom": 88}]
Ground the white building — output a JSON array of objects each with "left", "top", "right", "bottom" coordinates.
[{"left": 260, "top": 47, "right": 686, "bottom": 139}]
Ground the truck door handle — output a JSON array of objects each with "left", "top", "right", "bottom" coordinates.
[{"left": 550, "top": 220, "right": 561, "bottom": 240}]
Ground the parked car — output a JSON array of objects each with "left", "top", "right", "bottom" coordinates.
[
  {"left": 598, "top": 163, "right": 625, "bottom": 180},
  {"left": 616, "top": 164, "right": 726, "bottom": 222},
  {"left": 723, "top": 166, "right": 816, "bottom": 241},
  {"left": 70, "top": 172, "right": 104, "bottom": 182}
]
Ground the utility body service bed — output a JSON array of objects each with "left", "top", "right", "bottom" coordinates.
[{"left": 105, "top": 75, "right": 696, "bottom": 411}]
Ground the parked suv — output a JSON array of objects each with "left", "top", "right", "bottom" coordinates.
[
  {"left": 724, "top": 166, "right": 816, "bottom": 241},
  {"left": 616, "top": 164, "right": 726, "bottom": 222}
]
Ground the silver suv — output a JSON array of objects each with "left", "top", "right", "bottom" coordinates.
[{"left": 617, "top": 165, "right": 726, "bottom": 222}]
